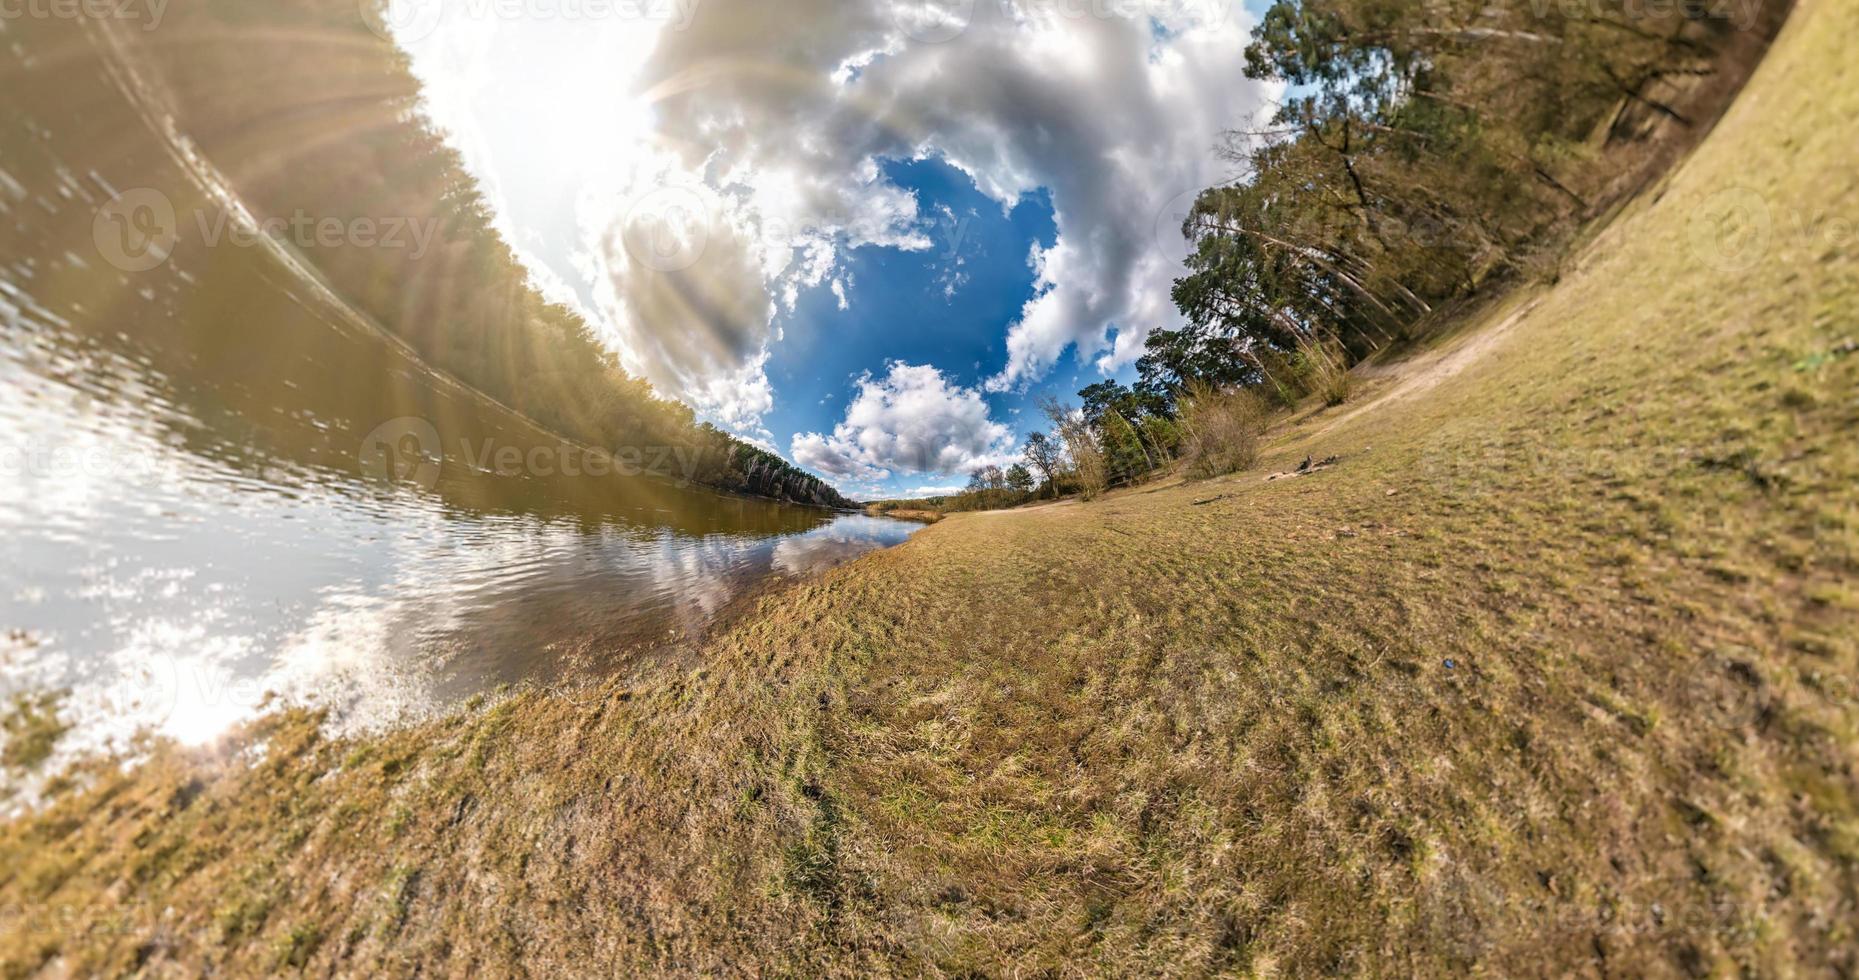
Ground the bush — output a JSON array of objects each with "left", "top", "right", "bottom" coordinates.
[
  {"left": 1041, "top": 398, "right": 1110, "bottom": 499},
  {"left": 1066, "top": 429, "right": 1110, "bottom": 499},
  {"left": 1295, "top": 336, "right": 1353, "bottom": 407},
  {"left": 1179, "top": 384, "right": 1268, "bottom": 479},
  {"left": 1250, "top": 346, "right": 1304, "bottom": 408}
]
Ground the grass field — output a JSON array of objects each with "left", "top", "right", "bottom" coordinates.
[{"left": 2, "top": 0, "right": 1855, "bottom": 974}]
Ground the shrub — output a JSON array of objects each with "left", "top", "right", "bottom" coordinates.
[
  {"left": 1179, "top": 384, "right": 1268, "bottom": 479},
  {"left": 1066, "top": 428, "right": 1110, "bottom": 499},
  {"left": 1297, "top": 336, "right": 1353, "bottom": 407},
  {"left": 1041, "top": 398, "right": 1110, "bottom": 499},
  {"left": 1250, "top": 346, "right": 1304, "bottom": 408}
]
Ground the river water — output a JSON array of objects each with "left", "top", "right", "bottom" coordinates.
[{"left": 0, "top": 17, "right": 916, "bottom": 751}]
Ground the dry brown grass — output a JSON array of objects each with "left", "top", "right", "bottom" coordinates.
[
  {"left": 870, "top": 507, "right": 945, "bottom": 524},
  {"left": 0, "top": 694, "right": 67, "bottom": 773},
  {"left": 1297, "top": 336, "right": 1354, "bottom": 407},
  {"left": 3, "top": 0, "right": 1856, "bottom": 974},
  {"left": 1179, "top": 383, "right": 1269, "bottom": 479}
]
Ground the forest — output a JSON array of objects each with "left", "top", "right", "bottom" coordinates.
[{"left": 939, "top": 0, "right": 1791, "bottom": 510}]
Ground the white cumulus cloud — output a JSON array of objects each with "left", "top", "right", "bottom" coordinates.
[
  {"left": 395, "top": 0, "right": 1278, "bottom": 437},
  {"left": 905, "top": 483, "right": 968, "bottom": 498},
  {"left": 793, "top": 363, "right": 1019, "bottom": 480}
]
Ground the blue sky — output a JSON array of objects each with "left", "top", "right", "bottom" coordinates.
[
  {"left": 762, "top": 159, "right": 1122, "bottom": 497},
  {"left": 394, "top": 0, "right": 1278, "bottom": 499}
]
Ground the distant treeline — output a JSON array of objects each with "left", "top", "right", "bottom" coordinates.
[
  {"left": 997, "top": 0, "right": 1787, "bottom": 502},
  {"left": 115, "top": 0, "right": 851, "bottom": 509}
]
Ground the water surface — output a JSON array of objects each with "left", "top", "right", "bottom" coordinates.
[{"left": 0, "top": 17, "right": 917, "bottom": 750}]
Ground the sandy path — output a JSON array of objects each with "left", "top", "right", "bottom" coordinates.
[{"left": 1306, "top": 298, "right": 1543, "bottom": 441}]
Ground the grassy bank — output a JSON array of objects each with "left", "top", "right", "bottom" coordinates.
[
  {"left": 866, "top": 507, "right": 946, "bottom": 524},
  {"left": 3, "top": 0, "right": 1856, "bottom": 974}
]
